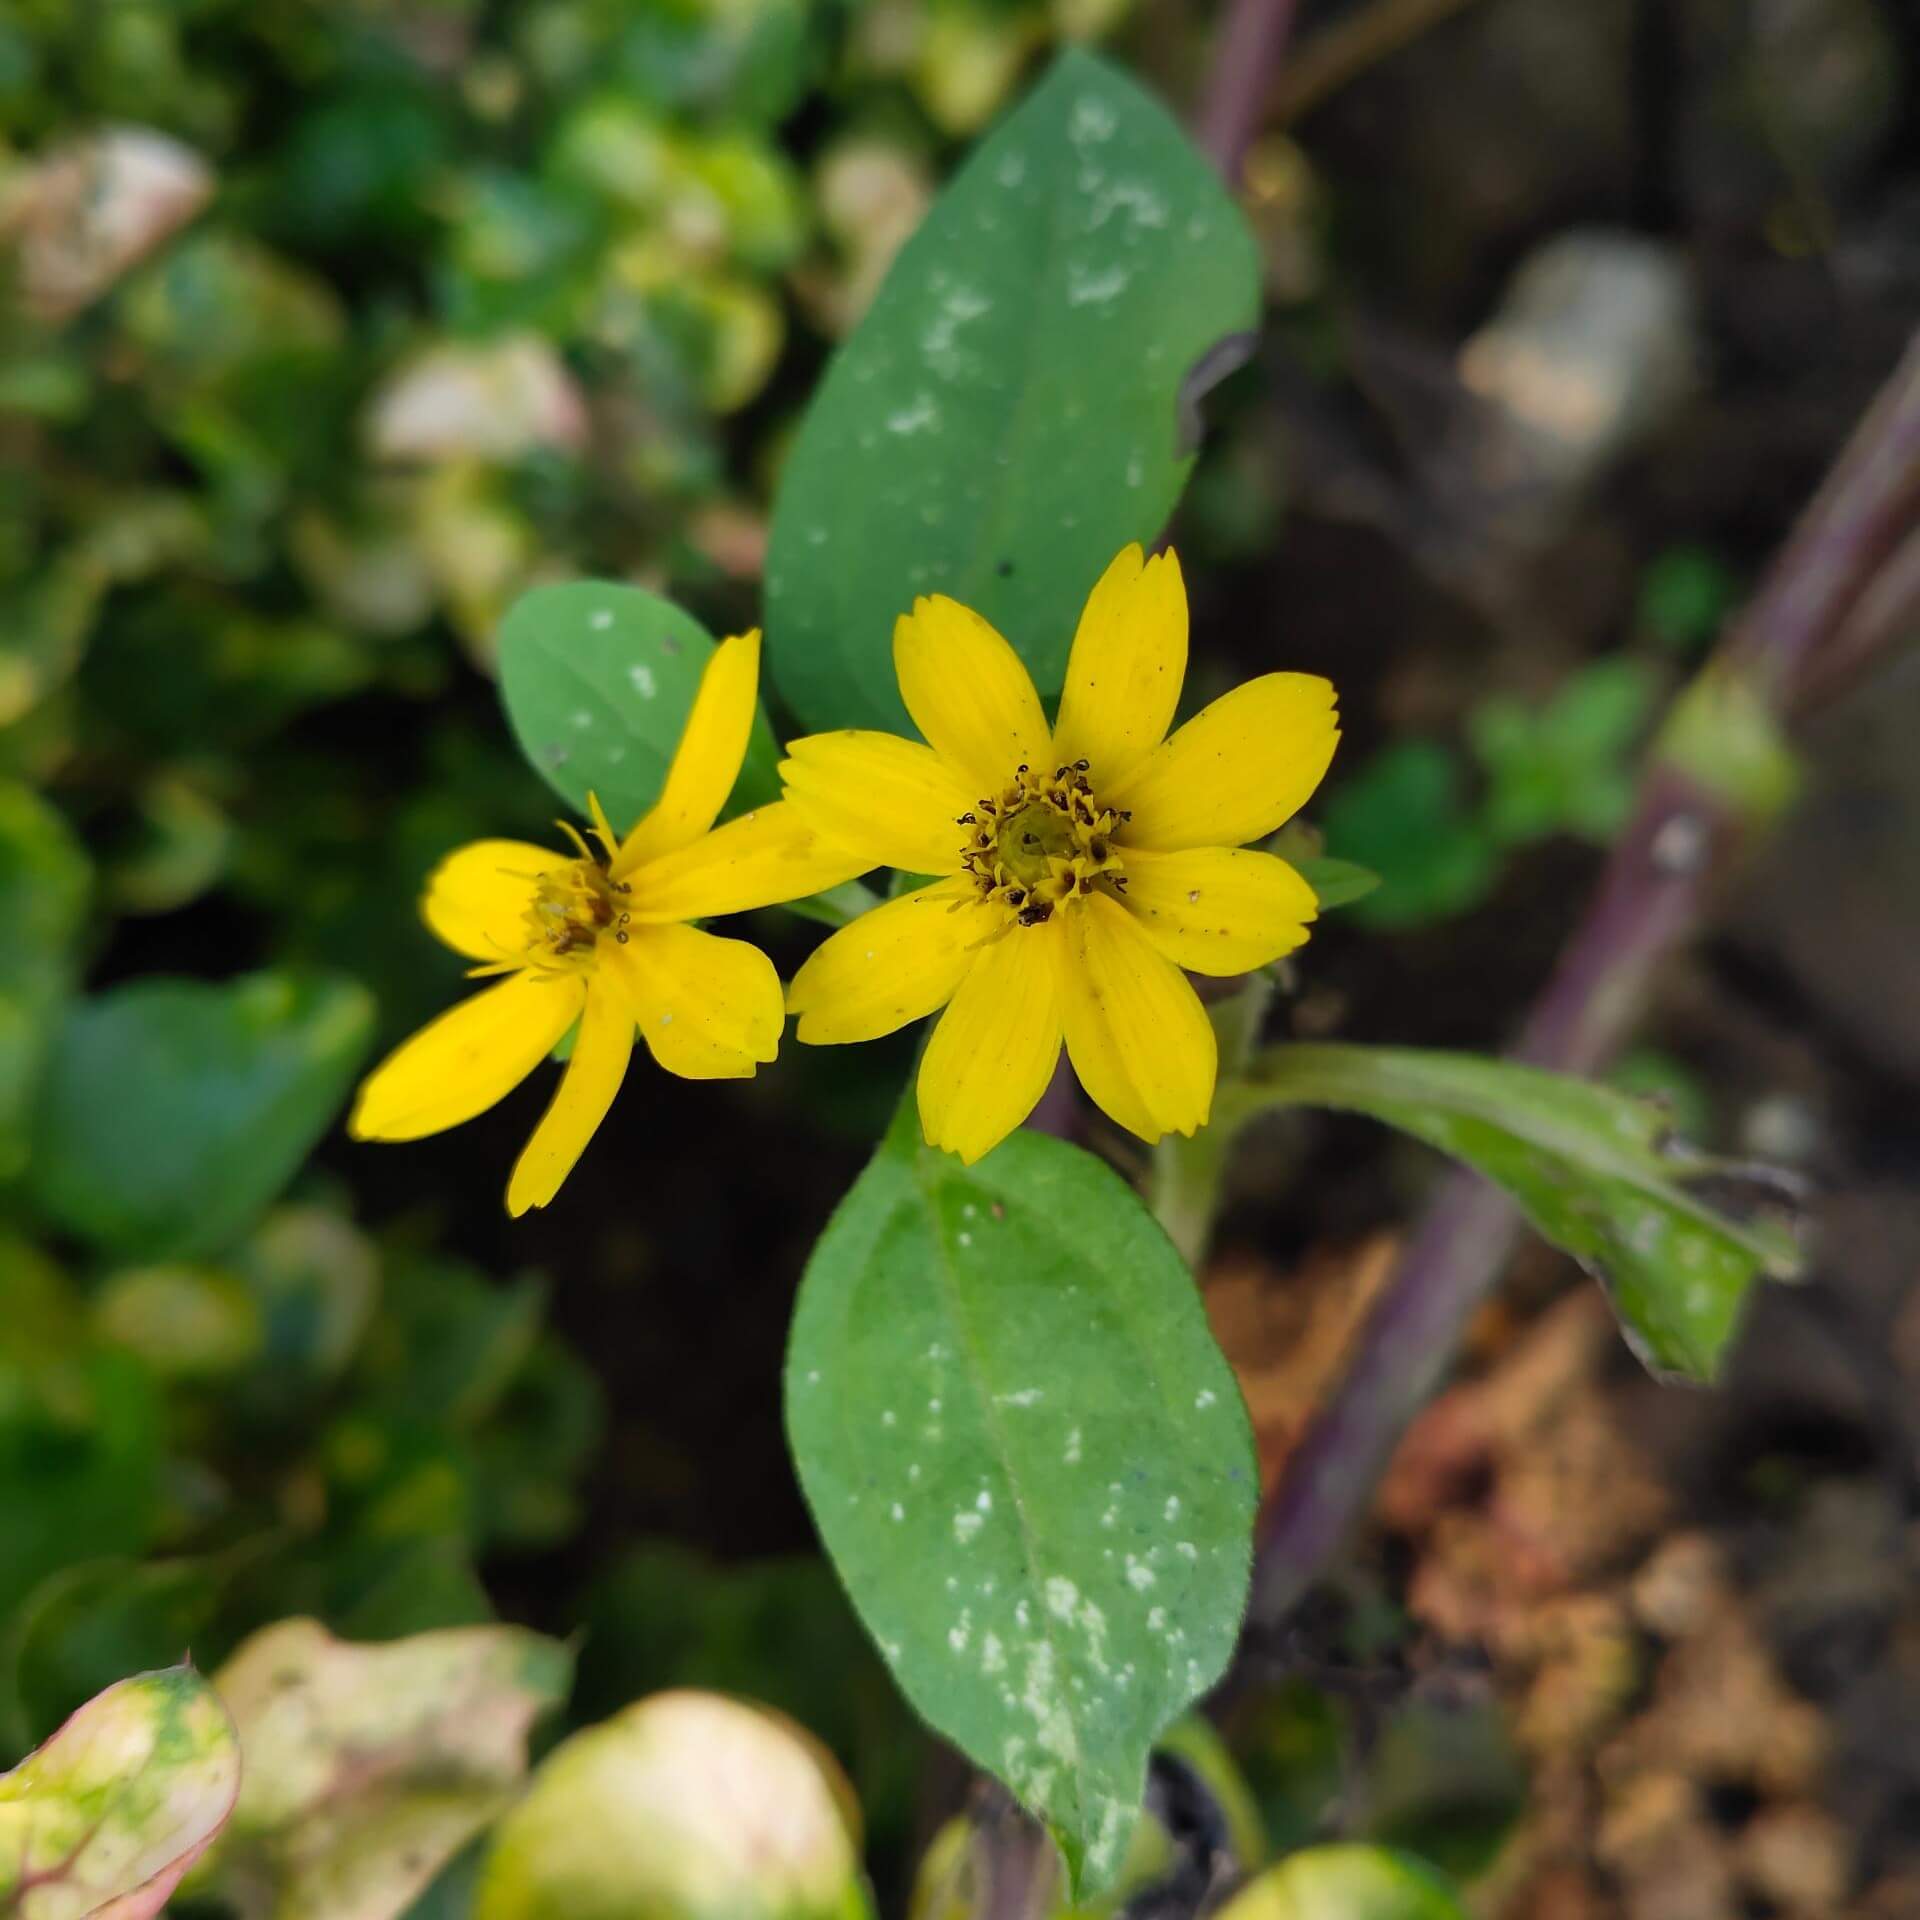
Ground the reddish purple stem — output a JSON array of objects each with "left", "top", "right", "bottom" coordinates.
[{"left": 1249, "top": 332, "right": 1920, "bottom": 1629}]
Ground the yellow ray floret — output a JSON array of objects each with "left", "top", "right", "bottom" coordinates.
[
  {"left": 782, "top": 545, "right": 1340, "bottom": 1165},
  {"left": 351, "top": 630, "right": 869, "bottom": 1213}
]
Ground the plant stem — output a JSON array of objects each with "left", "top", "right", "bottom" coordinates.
[
  {"left": 1248, "top": 330, "right": 1920, "bottom": 1629},
  {"left": 1194, "top": 0, "right": 1301, "bottom": 183}
]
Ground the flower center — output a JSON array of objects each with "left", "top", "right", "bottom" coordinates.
[
  {"left": 524, "top": 856, "right": 630, "bottom": 965},
  {"left": 957, "top": 759, "right": 1127, "bottom": 926}
]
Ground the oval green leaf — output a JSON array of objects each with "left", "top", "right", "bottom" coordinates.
[
  {"left": 1219, "top": 1043, "right": 1803, "bottom": 1381},
  {"left": 497, "top": 581, "right": 779, "bottom": 833},
  {"left": 0, "top": 1665, "right": 241, "bottom": 1920},
  {"left": 766, "top": 49, "right": 1260, "bottom": 733},
  {"left": 785, "top": 1111, "right": 1256, "bottom": 1896},
  {"left": 27, "top": 972, "right": 374, "bottom": 1261},
  {"left": 474, "top": 1690, "right": 869, "bottom": 1920}
]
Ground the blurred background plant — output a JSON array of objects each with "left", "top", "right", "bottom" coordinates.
[{"left": 5, "top": 0, "right": 1919, "bottom": 1915}]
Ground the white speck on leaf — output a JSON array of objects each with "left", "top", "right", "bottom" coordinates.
[
  {"left": 886, "top": 392, "right": 940, "bottom": 435},
  {"left": 1067, "top": 262, "right": 1130, "bottom": 307},
  {"left": 628, "top": 664, "right": 656, "bottom": 698},
  {"left": 1071, "top": 94, "right": 1118, "bottom": 143}
]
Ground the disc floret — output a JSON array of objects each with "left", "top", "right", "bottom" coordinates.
[{"left": 957, "top": 758, "right": 1128, "bottom": 926}]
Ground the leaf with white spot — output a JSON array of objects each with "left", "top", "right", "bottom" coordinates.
[
  {"left": 785, "top": 1106, "right": 1256, "bottom": 1895},
  {"left": 1216, "top": 1044, "right": 1804, "bottom": 1381},
  {"left": 497, "top": 582, "right": 780, "bottom": 833},
  {"left": 0, "top": 1664, "right": 241, "bottom": 1920},
  {"left": 765, "top": 49, "right": 1260, "bottom": 733}
]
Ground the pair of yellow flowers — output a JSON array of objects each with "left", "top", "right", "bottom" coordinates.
[{"left": 351, "top": 545, "right": 1340, "bottom": 1212}]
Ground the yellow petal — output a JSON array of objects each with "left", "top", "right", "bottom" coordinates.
[
  {"left": 421, "top": 839, "right": 552, "bottom": 962},
  {"left": 1106, "top": 673, "right": 1340, "bottom": 852},
  {"left": 349, "top": 971, "right": 584, "bottom": 1142},
  {"left": 788, "top": 880, "right": 983, "bottom": 1044},
  {"left": 1051, "top": 545, "right": 1188, "bottom": 788},
  {"left": 893, "top": 595, "right": 1049, "bottom": 793},
  {"left": 506, "top": 975, "right": 634, "bottom": 1215},
  {"left": 780, "top": 731, "right": 972, "bottom": 875},
  {"left": 917, "top": 922, "right": 1062, "bottom": 1165},
  {"left": 1118, "top": 846, "right": 1318, "bottom": 975},
  {"left": 613, "top": 630, "right": 761, "bottom": 875},
  {"left": 602, "top": 921, "right": 783, "bottom": 1079},
  {"left": 1060, "top": 892, "right": 1215, "bottom": 1143},
  {"left": 626, "top": 800, "right": 874, "bottom": 923}
]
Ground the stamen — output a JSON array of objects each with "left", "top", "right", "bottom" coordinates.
[{"left": 954, "top": 754, "right": 1126, "bottom": 928}]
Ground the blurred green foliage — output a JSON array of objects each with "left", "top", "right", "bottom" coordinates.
[
  {"left": 0, "top": 0, "right": 1759, "bottom": 1903},
  {"left": 1322, "top": 659, "right": 1661, "bottom": 930},
  {"left": 0, "top": 0, "right": 1155, "bottom": 1877}
]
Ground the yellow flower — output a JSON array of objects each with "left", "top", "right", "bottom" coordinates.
[
  {"left": 782, "top": 546, "right": 1339, "bottom": 1164},
  {"left": 351, "top": 630, "right": 866, "bottom": 1214}
]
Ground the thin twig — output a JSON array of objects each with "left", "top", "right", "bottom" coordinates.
[
  {"left": 1194, "top": 0, "right": 1302, "bottom": 184},
  {"left": 1248, "top": 331, "right": 1920, "bottom": 1630}
]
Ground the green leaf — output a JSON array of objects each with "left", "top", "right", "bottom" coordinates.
[
  {"left": 1469, "top": 659, "right": 1658, "bottom": 848},
  {"left": 204, "top": 1618, "right": 571, "bottom": 1920},
  {"left": 784, "top": 877, "right": 887, "bottom": 930},
  {"left": 0, "top": 1665, "right": 241, "bottom": 1920},
  {"left": 766, "top": 49, "right": 1260, "bottom": 733},
  {"left": 1217, "top": 1044, "right": 1802, "bottom": 1380},
  {"left": 1292, "top": 856, "right": 1381, "bottom": 913},
  {"left": 1215, "top": 1844, "right": 1470, "bottom": 1920},
  {"left": 497, "top": 581, "right": 780, "bottom": 835},
  {"left": 474, "top": 1691, "right": 868, "bottom": 1920},
  {"left": 1320, "top": 743, "right": 1500, "bottom": 930},
  {"left": 27, "top": 971, "right": 374, "bottom": 1260},
  {"left": 786, "top": 1109, "right": 1256, "bottom": 1895},
  {"left": 0, "top": 781, "right": 89, "bottom": 1181},
  {"left": 572, "top": 1546, "right": 923, "bottom": 1846}
]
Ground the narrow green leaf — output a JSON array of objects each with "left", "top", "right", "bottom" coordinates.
[
  {"left": 497, "top": 580, "right": 780, "bottom": 834},
  {"left": 1218, "top": 1044, "right": 1802, "bottom": 1380},
  {"left": 1216, "top": 1845, "right": 1470, "bottom": 1920},
  {"left": 786, "top": 1109, "right": 1256, "bottom": 1895},
  {"left": 27, "top": 972, "right": 374, "bottom": 1260},
  {"left": 1292, "top": 856, "right": 1381, "bottom": 913},
  {"left": 766, "top": 48, "right": 1260, "bottom": 733},
  {"left": 784, "top": 877, "right": 887, "bottom": 930},
  {"left": 0, "top": 1665, "right": 241, "bottom": 1920}
]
